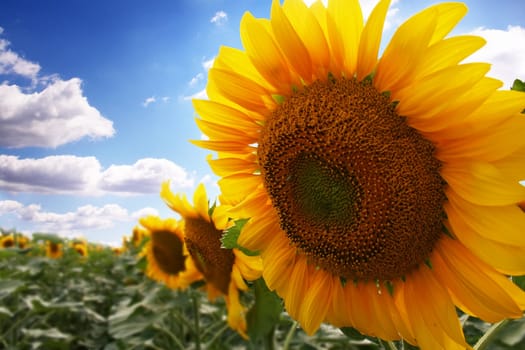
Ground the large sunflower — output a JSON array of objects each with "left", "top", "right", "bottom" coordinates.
[
  {"left": 139, "top": 215, "right": 203, "bottom": 290},
  {"left": 192, "top": 0, "right": 525, "bottom": 348},
  {"left": 161, "top": 182, "right": 262, "bottom": 339}
]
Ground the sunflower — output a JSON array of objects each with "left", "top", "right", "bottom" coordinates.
[
  {"left": 139, "top": 215, "right": 203, "bottom": 290},
  {"left": 131, "top": 225, "right": 149, "bottom": 248},
  {"left": 161, "top": 182, "right": 262, "bottom": 339},
  {"left": 16, "top": 235, "right": 30, "bottom": 249},
  {"left": 46, "top": 241, "right": 63, "bottom": 259},
  {"left": 192, "top": 0, "right": 525, "bottom": 348},
  {"left": 0, "top": 234, "right": 15, "bottom": 248},
  {"left": 72, "top": 240, "right": 89, "bottom": 257}
]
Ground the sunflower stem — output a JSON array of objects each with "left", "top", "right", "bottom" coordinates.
[
  {"left": 191, "top": 291, "right": 201, "bottom": 350},
  {"left": 473, "top": 319, "right": 510, "bottom": 350},
  {"left": 283, "top": 321, "right": 298, "bottom": 350},
  {"left": 263, "top": 325, "right": 276, "bottom": 350}
]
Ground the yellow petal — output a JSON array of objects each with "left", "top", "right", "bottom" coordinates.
[
  {"left": 193, "top": 183, "right": 210, "bottom": 221},
  {"left": 191, "top": 139, "right": 255, "bottom": 154},
  {"left": 282, "top": 0, "right": 330, "bottom": 79},
  {"left": 282, "top": 255, "right": 310, "bottom": 319},
  {"left": 435, "top": 238, "right": 525, "bottom": 321},
  {"left": 193, "top": 99, "right": 263, "bottom": 128},
  {"left": 260, "top": 233, "right": 295, "bottom": 294},
  {"left": 194, "top": 118, "right": 258, "bottom": 143},
  {"left": 207, "top": 67, "right": 275, "bottom": 115},
  {"left": 207, "top": 157, "right": 258, "bottom": 177},
  {"left": 241, "top": 12, "right": 295, "bottom": 92},
  {"left": 395, "top": 63, "right": 490, "bottom": 118},
  {"left": 213, "top": 45, "right": 273, "bottom": 91},
  {"left": 415, "top": 35, "right": 486, "bottom": 79},
  {"left": 445, "top": 90, "right": 525, "bottom": 135},
  {"left": 237, "top": 212, "right": 279, "bottom": 251},
  {"left": 299, "top": 268, "right": 332, "bottom": 335},
  {"left": 327, "top": 0, "right": 363, "bottom": 76},
  {"left": 375, "top": 5, "right": 438, "bottom": 92},
  {"left": 270, "top": 0, "right": 312, "bottom": 81},
  {"left": 447, "top": 190, "right": 525, "bottom": 246},
  {"left": 404, "top": 269, "right": 469, "bottom": 349},
  {"left": 444, "top": 216, "right": 525, "bottom": 275},
  {"left": 410, "top": 77, "right": 501, "bottom": 132},
  {"left": 427, "top": 2, "right": 468, "bottom": 45},
  {"left": 365, "top": 282, "right": 400, "bottom": 340},
  {"left": 218, "top": 173, "right": 261, "bottom": 204},
  {"left": 356, "top": 0, "right": 390, "bottom": 80},
  {"left": 442, "top": 162, "right": 525, "bottom": 206},
  {"left": 414, "top": 267, "right": 468, "bottom": 346}
]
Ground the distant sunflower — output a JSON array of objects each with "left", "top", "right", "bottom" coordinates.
[
  {"left": 72, "top": 240, "right": 88, "bottom": 257},
  {"left": 17, "top": 235, "right": 30, "bottom": 249},
  {"left": 192, "top": 0, "right": 525, "bottom": 348},
  {"left": 0, "top": 234, "right": 15, "bottom": 248},
  {"left": 131, "top": 225, "right": 149, "bottom": 248},
  {"left": 139, "top": 215, "right": 203, "bottom": 290},
  {"left": 161, "top": 182, "right": 262, "bottom": 339},
  {"left": 46, "top": 241, "right": 63, "bottom": 259}
]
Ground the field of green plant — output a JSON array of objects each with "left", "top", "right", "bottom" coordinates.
[{"left": 1, "top": 231, "right": 525, "bottom": 350}]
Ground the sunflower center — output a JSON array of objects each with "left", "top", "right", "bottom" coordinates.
[
  {"left": 152, "top": 230, "right": 187, "bottom": 275},
  {"left": 259, "top": 78, "right": 446, "bottom": 281},
  {"left": 184, "top": 218, "right": 234, "bottom": 294}
]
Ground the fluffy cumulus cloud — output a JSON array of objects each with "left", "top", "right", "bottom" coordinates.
[
  {"left": 0, "top": 199, "right": 131, "bottom": 236},
  {"left": 210, "top": 11, "right": 228, "bottom": 26},
  {"left": 0, "top": 30, "right": 114, "bottom": 148},
  {"left": 0, "top": 78, "right": 115, "bottom": 148},
  {"left": 466, "top": 25, "right": 525, "bottom": 88},
  {"left": 0, "top": 155, "right": 194, "bottom": 195},
  {"left": 98, "top": 158, "right": 194, "bottom": 194}
]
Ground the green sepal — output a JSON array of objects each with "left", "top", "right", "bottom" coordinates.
[
  {"left": 246, "top": 278, "right": 283, "bottom": 340},
  {"left": 511, "top": 78, "right": 525, "bottom": 92},
  {"left": 220, "top": 218, "right": 259, "bottom": 256},
  {"left": 272, "top": 94, "right": 285, "bottom": 104}
]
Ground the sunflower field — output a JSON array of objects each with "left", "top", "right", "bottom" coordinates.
[{"left": 1, "top": 228, "right": 525, "bottom": 350}]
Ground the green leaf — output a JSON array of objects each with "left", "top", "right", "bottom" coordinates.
[
  {"left": 246, "top": 278, "right": 283, "bottom": 340},
  {"left": 512, "top": 275, "right": 525, "bottom": 292},
  {"left": 0, "top": 306, "right": 13, "bottom": 316},
  {"left": 511, "top": 79, "right": 525, "bottom": 92},
  {"left": 31, "top": 233, "right": 64, "bottom": 244},
  {"left": 22, "top": 327, "right": 72, "bottom": 340},
  {"left": 220, "top": 218, "right": 259, "bottom": 256},
  {"left": 340, "top": 326, "right": 367, "bottom": 341},
  {"left": 0, "top": 279, "right": 25, "bottom": 298}
]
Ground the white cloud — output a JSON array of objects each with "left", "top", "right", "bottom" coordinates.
[
  {"left": 98, "top": 158, "right": 194, "bottom": 194},
  {"left": 0, "top": 155, "right": 195, "bottom": 195},
  {"left": 202, "top": 57, "right": 215, "bottom": 71},
  {"left": 210, "top": 11, "right": 228, "bottom": 26},
  {"left": 142, "top": 95, "right": 170, "bottom": 107},
  {"left": 0, "top": 199, "right": 132, "bottom": 236},
  {"left": 0, "top": 199, "right": 23, "bottom": 214},
  {"left": 0, "top": 37, "right": 41, "bottom": 80},
  {"left": 189, "top": 72, "right": 204, "bottom": 86},
  {"left": 131, "top": 207, "right": 159, "bottom": 220},
  {"left": 183, "top": 88, "right": 207, "bottom": 101},
  {"left": 142, "top": 96, "right": 156, "bottom": 107},
  {"left": 0, "top": 78, "right": 114, "bottom": 148},
  {"left": 0, "top": 31, "right": 114, "bottom": 148},
  {"left": 466, "top": 25, "right": 525, "bottom": 88}
]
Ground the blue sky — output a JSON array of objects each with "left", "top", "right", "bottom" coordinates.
[{"left": 1, "top": 0, "right": 524, "bottom": 246}]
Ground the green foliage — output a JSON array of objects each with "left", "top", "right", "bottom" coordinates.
[
  {"left": 2, "top": 231, "right": 525, "bottom": 349},
  {"left": 220, "top": 218, "right": 259, "bottom": 256}
]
